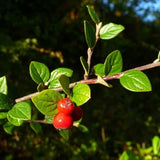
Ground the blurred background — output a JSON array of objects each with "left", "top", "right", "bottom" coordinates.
[{"left": 0, "top": 0, "right": 160, "bottom": 159}]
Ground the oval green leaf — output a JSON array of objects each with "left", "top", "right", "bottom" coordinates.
[
  {"left": 45, "top": 115, "right": 54, "bottom": 124},
  {"left": 48, "top": 68, "right": 73, "bottom": 89},
  {"left": 30, "top": 122, "right": 42, "bottom": 133},
  {"left": 8, "top": 102, "right": 31, "bottom": 120},
  {"left": 87, "top": 5, "right": 100, "bottom": 24},
  {"left": 158, "top": 51, "right": 160, "bottom": 61},
  {"left": 152, "top": 136, "right": 160, "bottom": 155},
  {"left": 58, "top": 75, "right": 71, "bottom": 96},
  {"left": 120, "top": 150, "right": 139, "bottom": 160},
  {"left": 84, "top": 20, "right": 96, "bottom": 48},
  {"left": 100, "top": 23, "right": 124, "bottom": 40},
  {"left": 32, "top": 89, "right": 62, "bottom": 116},
  {"left": 59, "top": 129, "right": 70, "bottom": 141},
  {"left": 78, "top": 124, "right": 89, "bottom": 133},
  {"left": 70, "top": 83, "right": 91, "bottom": 106},
  {"left": 93, "top": 63, "right": 104, "bottom": 76},
  {"left": 0, "top": 111, "right": 8, "bottom": 119},
  {"left": 3, "top": 122, "right": 15, "bottom": 135},
  {"left": 0, "top": 93, "right": 11, "bottom": 110},
  {"left": 0, "top": 76, "right": 7, "bottom": 95},
  {"left": 104, "top": 50, "right": 123, "bottom": 76},
  {"left": 80, "top": 56, "right": 88, "bottom": 76},
  {"left": 7, "top": 114, "right": 24, "bottom": 126},
  {"left": 120, "top": 70, "right": 152, "bottom": 92},
  {"left": 29, "top": 61, "right": 50, "bottom": 84}
]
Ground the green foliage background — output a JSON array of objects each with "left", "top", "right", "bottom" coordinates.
[{"left": 1, "top": 0, "right": 160, "bottom": 159}]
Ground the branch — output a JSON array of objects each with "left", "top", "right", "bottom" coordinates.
[
  {"left": 26, "top": 119, "right": 49, "bottom": 124},
  {"left": 15, "top": 61, "right": 160, "bottom": 103},
  {"left": 85, "top": 22, "right": 102, "bottom": 79}
]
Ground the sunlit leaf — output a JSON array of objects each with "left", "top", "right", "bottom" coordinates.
[
  {"left": 93, "top": 63, "right": 104, "bottom": 76},
  {"left": 104, "top": 50, "right": 123, "bottom": 76},
  {"left": 8, "top": 102, "right": 31, "bottom": 120},
  {"left": 0, "top": 76, "right": 7, "bottom": 95},
  {"left": 100, "top": 23, "right": 124, "bottom": 40},
  {"left": 3, "top": 122, "right": 15, "bottom": 135},
  {"left": 29, "top": 61, "right": 50, "bottom": 84},
  {"left": 70, "top": 83, "right": 91, "bottom": 106},
  {"left": 152, "top": 136, "right": 160, "bottom": 155},
  {"left": 7, "top": 114, "right": 24, "bottom": 126},
  {"left": 87, "top": 5, "right": 100, "bottom": 24},
  {"left": 48, "top": 68, "right": 73, "bottom": 89},
  {"left": 32, "top": 89, "right": 62, "bottom": 116},
  {"left": 120, "top": 70, "right": 152, "bottom": 92},
  {"left": 0, "top": 111, "right": 8, "bottom": 119}
]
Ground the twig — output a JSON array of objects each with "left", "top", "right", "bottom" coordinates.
[
  {"left": 86, "top": 22, "right": 102, "bottom": 79},
  {"left": 15, "top": 61, "right": 160, "bottom": 103},
  {"left": 26, "top": 119, "right": 49, "bottom": 124}
]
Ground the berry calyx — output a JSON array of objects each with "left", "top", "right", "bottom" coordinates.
[
  {"left": 53, "top": 112, "right": 73, "bottom": 129},
  {"left": 57, "top": 98, "right": 74, "bottom": 115},
  {"left": 72, "top": 106, "right": 83, "bottom": 121}
]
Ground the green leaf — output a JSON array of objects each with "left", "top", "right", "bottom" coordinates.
[
  {"left": 152, "top": 136, "right": 160, "bottom": 155},
  {"left": 58, "top": 75, "right": 71, "bottom": 96},
  {"left": 59, "top": 129, "right": 70, "bottom": 141},
  {"left": 104, "top": 50, "right": 123, "bottom": 76},
  {"left": 48, "top": 68, "right": 73, "bottom": 89},
  {"left": 80, "top": 56, "right": 88, "bottom": 76},
  {"left": 84, "top": 20, "right": 96, "bottom": 48},
  {"left": 37, "top": 83, "right": 45, "bottom": 92},
  {"left": 29, "top": 61, "right": 50, "bottom": 84},
  {"left": 120, "top": 150, "right": 139, "bottom": 160},
  {"left": 144, "top": 147, "right": 153, "bottom": 154},
  {"left": 7, "top": 101, "right": 31, "bottom": 126},
  {"left": 0, "top": 93, "right": 10, "bottom": 110},
  {"left": 97, "top": 75, "right": 112, "bottom": 87},
  {"left": 70, "top": 83, "right": 91, "bottom": 106},
  {"left": 93, "top": 63, "right": 104, "bottom": 76},
  {"left": 32, "top": 89, "right": 62, "bottom": 116},
  {"left": 45, "top": 115, "right": 54, "bottom": 124},
  {"left": 158, "top": 51, "right": 160, "bottom": 61},
  {"left": 0, "top": 111, "right": 8, "bottom": 119},
  {"left": 100, "top": 23, "right": 124, "bottom": 40},
  {"left": 78, "top": 124, "right": 89, "bottom": 132},
  {"left": 3, "top": 122, "right": 15, "bottom": 135},
  {"left": 120, "top": 70, "right": 152, "bottom": 92},
  {"left": 8, "top": 102, "right": 31, "bottom": 121},
  {"left": 30, "top": 122, "right": 42, "bottom": 133},
  {"left": 86, "top": 5, "right": 100, "bottom": 24},
  {"left": 0, "top": 76, "right": 7, "bottom": 95},
  {"left": 7, "top": 114, "right": 24, "bottom": 126},
  {"left": 48, "top": 80, "right": 60, "bottom": 89}
]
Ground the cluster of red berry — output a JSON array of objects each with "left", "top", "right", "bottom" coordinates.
[{"left": 53, "top": 98, "right": 83, "bottom": 129}]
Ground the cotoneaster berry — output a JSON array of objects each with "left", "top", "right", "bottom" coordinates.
[
  {"left": 72, "top": 106, "right": 83, "bottom": 121},
  {"left": 53, "top": 112, "right": 73, "bottom": 129},
  {"left": 57, "top": 98, "right": 74, "bottom": 115}
]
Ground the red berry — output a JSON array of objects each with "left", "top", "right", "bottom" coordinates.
[
  {"left": 57, "top": 98, "right": 74, "bottom": 115},
  {"left": 53, "top": 112, "right": 73, "bottom": 129},
  {"left": 71, "top": 106, "right": 83, "bottom": 121}
]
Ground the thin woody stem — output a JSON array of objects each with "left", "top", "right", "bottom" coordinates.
[
  {"left": 85, "top": 22, "right": 102, "bottom": 80},
  {"left": 15, "top": 61, "right": 160, "bottom": 103},
  {"left": 26, "top": 119, "right": 49, "bottom": 124}
]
